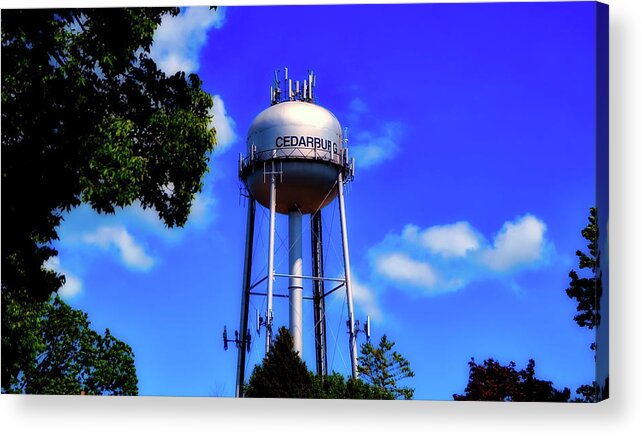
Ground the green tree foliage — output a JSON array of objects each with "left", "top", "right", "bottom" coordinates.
[
  {"left": 357, "top": 334, "right": 415, "bottom": 400},
  {"left": 244, "top": 328, "right": 400, "bottom": 399},
  {"left": 2, "top": 8, "right": 216, "bottom": 391},
  {"left": 309, "top": 372, "right": 395, "bottom": 400},
  {"left": 566, "top": 207, "right": 602, "bottom": 333},
  {"left": 310, "top": 372, "right": 394, "bottom": 400},
  {"left": 565, "top": 206, "right": 604, "bottom": 402},
  {"left": 4, "top": 295, "right": 138, "bottom": 395},
  {"left": 453, "top": 358, "right": 570, "bottom": 402},
  {"left": 244, "top": 327, "right": 312, "bottom": 398},
  {"left": 572, "top": 381, "right": 600, "bottom": 403}
]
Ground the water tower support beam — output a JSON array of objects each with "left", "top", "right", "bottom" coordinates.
[
  {"left": 288, "top": 210, "right": 304, "bottom": 356},
  {"left": 311, "top": 211, "right": 328, "bottom": 377},
  {"left": 265, "top": 168, "right": 277, "bottom": 354},
  {"left": 337, "top": 172, "right": 359, "bottom": 379},
  {"left": 235, "top": 196, "right": 255, "bottom": 397}
]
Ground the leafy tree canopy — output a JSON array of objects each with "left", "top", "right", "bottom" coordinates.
[
  {"left": 453, "top": 358, "right": 570, "bottom": 402},
  {"left": 309, "top": 371, "right": 394, "bottom": 400},
  {"left": 357, "top": 334, "right": 415, "bottom": 400},
  {"left": 572, "top": 382, "right": 599, "bottom": 403},
  {"left": 2, "top": 8, "right": 216, "bottom": 391},
  {"left": 566, "top": 207, "right": 602, "bottom": 332},
  {"left": 4, "top": 294, "right": 138, "bottom": 395},
  {"left": 244, "top": 328, "right": 405, "bottom": 399},
  {"left": 2, "top": 7, "right": 215, "bottom": 303},
  {"left": 565, "top": 206, "right": 605, "bottom": 401},
  {"left": 244, "top": 327, "right": 312, "bottom": 398}
]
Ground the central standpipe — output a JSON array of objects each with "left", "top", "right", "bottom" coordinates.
[{"left": 288, "top": 210, "right": 303, "bottom": 356}]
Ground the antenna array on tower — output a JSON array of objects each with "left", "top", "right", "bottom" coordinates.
[{"left": 271, "top": 68, "right": 317, "bottom": 105}]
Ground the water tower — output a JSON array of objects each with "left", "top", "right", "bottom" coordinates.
[{"left": 229, "top": 68, "right": 367, "bottom": 397}]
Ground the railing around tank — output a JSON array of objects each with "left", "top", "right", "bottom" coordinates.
[{"left": 238, "top": 146, "right": 354, "bottom": 183}]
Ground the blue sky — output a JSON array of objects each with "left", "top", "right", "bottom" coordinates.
[{"left": 48, "top": 2, "right": 599, "bottom": 400}]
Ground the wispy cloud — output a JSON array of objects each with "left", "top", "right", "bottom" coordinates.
[
  {"left": 374, "top": 252, "right": 437, "bottom": 290},
  {"left": 83, "top": 226, "right": 155, "bottom": 271},
  {"left": 209, "top": 94, "right": 238, "bottom": 152},
  {"left": 403, "top": 221, "right": 481, "bottom": 258},
  {"left": 56, "top": 181, "right": 219, "bottom": 255},
  {"left": 350, "top": 122, "right": 405, "bottom": 169},
  {"left": 371, "top": 214, "right": 552, "bottom": 295},
  {"left": 44, "top": 256, "right": 83, "bottom": 299},
  {"left": 150, "top": 7, "right": 226, "bottom": 75},
  {"left": 344, "top": 95, "right": 404, "bottom": 169},
  {"left": 189, "top": 191, "right": 218, "bottom": 229},
  {"left": 347, "top": 97, "right": 368, "bottom": 124},
  {"left": 351, "top": 274, "right": 382, "bottom": 322}
]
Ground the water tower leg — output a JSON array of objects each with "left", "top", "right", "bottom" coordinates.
[
  {"left": 289, "top": 210, "right": 303, "bottom": 356},
  {"left": 235, "top": 196, "right": 255, "bottom": 397},
  {"left": 311, "top": 211, "right": 328, "bottom": 377},
  {"left": 337, "top": 172, "right": 359, "bottom": 379},
  {"left": 265, "top": 171, "right": 277, "bottom": 354}
]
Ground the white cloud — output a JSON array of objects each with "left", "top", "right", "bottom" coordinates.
[
  {"left": 403, "top": 221, "right": 481, "bottom": 258},
  {"left": 60, "top": 274, "right": 82, "bottom": 299},
  {"left": 350, "top": 122, "right": 404, "bottom": 169},
  {"left": 370, "top": 214, "right": 551, "bottom": 295},
  {"left": 374, "top": 252, "right": 437, "bottom": 289},
  {"left": 349, "top": 97, "right": 368, "bottom": 114},
  {"left": 351, "top": 275, "right": 382, "bottom": 322},
  {"left": 481, "top": 214, "right": 547, "bottom": 271},
  {"left": 150, "top": 7, "right": 226, "bottom": 75},
  {"left": 83, "top": 226, "right": 154, "bottom": 271},
  {"left": 344, "top": 95, "right": 403, "bottom": 169},
  {"left": 125, "top": 202, "right": 177, "bottom": 237},
  {"left": 209, "top": 95, "right": 238, "bottom": 151},
  {"left": 44, "top": 256, "right": 83, "bottom": 299},
  {"left": 189, "top": 191, "right": 218, "bottom": 229},
  {"left": 123, "top": 188, "right": 218, "bottom": 238}
]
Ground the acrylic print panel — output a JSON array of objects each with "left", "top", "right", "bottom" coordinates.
[{"left": 1, "top": 2, "right": 608, "bottom": 402}]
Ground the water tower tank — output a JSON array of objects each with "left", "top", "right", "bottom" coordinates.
[{"left": 240, "top": 70, "right": 352, "bottom": 214}]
